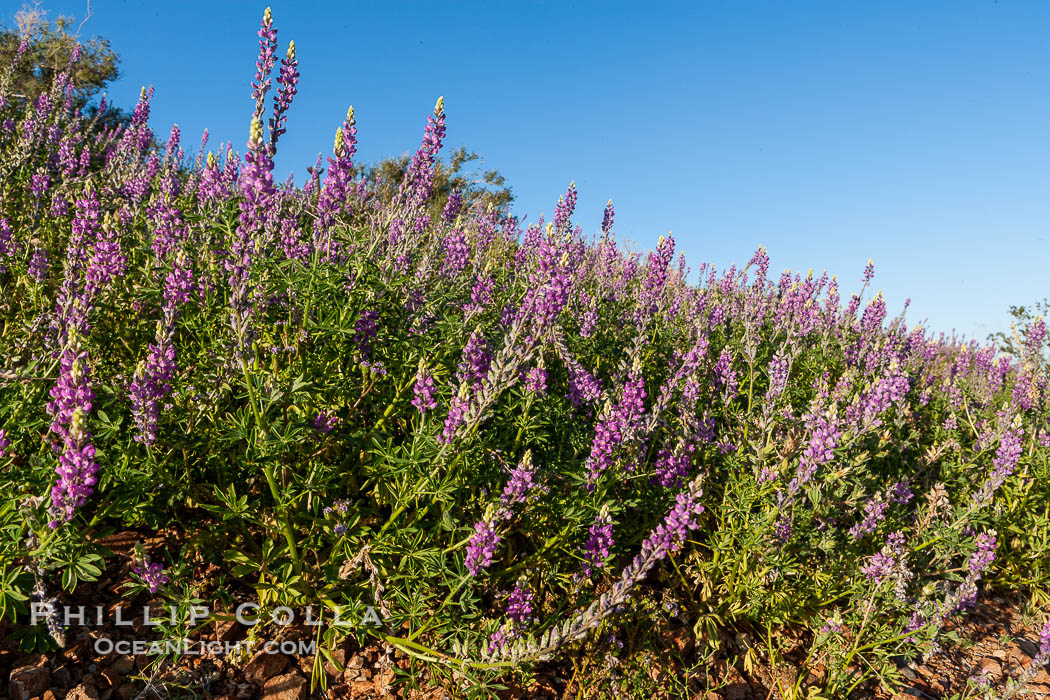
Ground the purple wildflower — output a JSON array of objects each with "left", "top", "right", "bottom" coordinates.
[
  {"left": 134, "top": 561, "right": 169, "bottom": 594},
  {"left": 29, "top": 246, "right": 49, "bottom": 283},
  {"left": 465, "top": 517, "right": 501, "bottom": 576},
  {"left": 505, "top": 582, "right": 534, "bottom": 623},
  {"left": 47, "top": 334, "right": 97, "bottom": 526},
  {"left": 582, "top": 506, "right": 615, "bottom": 576},
  {"left": 500, "top": 451, "right": 543, "bottom": 508},
  {"left": 524, "top": 366, "right": 548, "bottom": 395},
  {"left": 457, "top": 330, "right": 492, "bottom": 388},
  {"left": 313, "top": 412, "right": 338, "bottom": 433},
  {"left": 411, "top": 367, "right": 439, "bottom": 413}
]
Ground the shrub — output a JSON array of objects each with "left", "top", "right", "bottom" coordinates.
[{"left": 0, "top": 8, "right": 1047, "bottom": 698}]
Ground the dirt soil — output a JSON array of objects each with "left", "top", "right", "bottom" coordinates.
[{"left": 2, "top": 531, "right": 1048, "bottom": 699}]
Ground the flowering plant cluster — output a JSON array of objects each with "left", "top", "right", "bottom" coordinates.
[{"left": 0, "top": 9, "right": 1047, "bottom": 697}]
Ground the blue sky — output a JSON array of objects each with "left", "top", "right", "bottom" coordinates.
[{"left": 10, "top": 1, "right": 1049, "bottom": 340}]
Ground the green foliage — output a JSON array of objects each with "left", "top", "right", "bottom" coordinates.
[
  {"left": 362, "top": 145, "right": 513, "bottom": 219},
  {"left": 1, "top": 6, "right": 119, "bottom": 108}
]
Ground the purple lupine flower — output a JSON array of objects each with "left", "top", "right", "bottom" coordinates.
[
  {"left": 323, "top": 498, "right": 350, "bottom": 516},
  {"left": 313, "top": 412, "right": 338, "bottom": 433},
  {"left": 163, "top": 263, "right": 195, "bottom": 311},
  {"left": 148, "top": 166, "right": 190, "bottom": 263},
  {"left": 442, "top": 189, "right": 463, "bottom": 223},
  {"left": 524, "top": 366, "right": 548, "bottom": 395},
  {"left": 128, "top": 332, "right": 176, "bottom": 445},
  {"left": 440, "top": 229, "right": 470, "bottom": 278},
  {"left": 637, "top": 234, "right": 675, "bottom": 319},
  {"left": 440, "top": 388, "right": 471, "bottom": 444},
  {"left": 968, "top": 531, "right": 997, "bottom": 576},
  {"left": 849, "top": 494, "right": 889, "bottom": 539},
  {"left": 846, "top": 366, "right": 911, "bottom": 434},
  {"left": 0, "top": 429, "right": 10, "bottom": 458},
  {"left": 47, "top": 333, "right": 97, "bottom": 526},
  {"left": 652, "top": 441, "right": 695, "bottom": 489},
  {"left": 164, "top": 123, "right": 181, "bottom": 163},
  {"left": 713, "top": 348, "right": 738, "bottom": 398},
  {"left": 640, "top": 485, "right": 705, "bottom": 560},
  {"left": 957, "top": 531, "right": 997, "bottom": 610},
  {"left": 1012, "top": 369, "right": 1036, "bottom": 411},
  {"left": 314, "top": 107, "right": 357, "bottom": 259},
  {"left": 862, "top": 258, "right": 875, "bottom": 284},
  {"left": 411, "top": 367, "right": 439, "bottom": 413},
  {"left": 354, "top": 310, "right": 379, "bottom": 356},
  {"left": 553, "top": 181, "right": 577, "bottom": 232},
  {"left": 1025, "top": 317, "right": 1046, "bottom": 359},
  {"left": 29, "top": 171, "right": 51, "bottom": 199},
  {"left": 565, "top": 368, "right": 601, "bottom": 404},
  {"left": 820, "top": 614, "right": 844, "bottom": 635},
  {"left": 889, "top": 479, "right": 913, "bottom": 505},
  {"left": 758, "top": 465, "right": 778, "bottom": 484},
  {"left": 278, "top": 211, "right": 309, "bottom": 260},
  {"left": 401, "top": 97, "right": 446, "bottom": 213},
  {"left": 971, "top": 416, "right": 1024, "bottom": 508},
  {"left": 585, "top": 372, "right": 647, "bottom": 483},
  {"left": 500, "top": 451, "right": 543, "bottom": 507},
  {"left": 773, "top": 516, "right": 793, "bottom": 543},
  {"left": 601, "top": 199, "right": 615, "bottom": 235},
  {"left": 582, "top": 506, "right": 615, "bottom": 576},
  {"left": 787, "top": 412, "right": 841, "bottom": 497},
  {"left": 85, "top": 215, "right": 126, "bottom": 291},
  {"left": 197, "top": 152, "right": 231, "bottom": 203},
  {"left": 227, "top": 118, "right": 274, "bottom": 357},
  {"left": 465, "top": 516, "right": 501, "bottom": 576},
  {"left": 505, "top": 582, "right": 534, "bottom": 623},
  {"left": 861, "top": 531, "right": 907, "bottom": 585},
  {"left": 269, "top": 40, "right": 299, "bottom": 151},
  {"left": 457, "top": 330, "right": 492, "bottom": 388},
  {"left": 765, "top": 350, "right": 789, "bottom": 404},
  {"left": 0, "top": 218, "right": 16, "bottom": 271},
  {"left": 134, "top": 561, "right": 169, "bottom": 594},
  {"left": 464, "top": 273, "right": 494, "bottom": 318},
  {"left": 250, "top": 8, "right": 279, "bottom": 124}
]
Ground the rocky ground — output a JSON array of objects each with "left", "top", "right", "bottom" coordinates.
[{"left": 2, "top": 530, "right": 1048, "bottom": 699}]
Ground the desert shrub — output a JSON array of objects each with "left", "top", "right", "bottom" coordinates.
[{"left": 0, "top": 8, "right": 1047, "bottom": 698}]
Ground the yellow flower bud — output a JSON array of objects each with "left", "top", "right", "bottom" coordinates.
[{"left": 249, "top": 117, "right": 264, "bottom": 145}]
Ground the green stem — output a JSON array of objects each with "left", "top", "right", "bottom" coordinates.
[
  {"left": 239, "top": 357, "right": 301, "bottom": 574},
  {"left": 372, "top": 373, "right": 415, "bottom": 432}
]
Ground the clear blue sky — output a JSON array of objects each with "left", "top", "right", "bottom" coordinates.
[{"left": 11, "top": 1, "right": 1049, "bottom": 341}]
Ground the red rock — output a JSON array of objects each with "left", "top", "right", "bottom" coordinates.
[
  {"left": 977, "top": 657, "right": 1002, "bottom": 678},
  {"left": 373, "top": 668, "right": 395, "bottom": 698},
  {"left": 9, "top": 663, "right": 50, "bottom": 700},
  {"left": 109, "top": 655, "right": 134, "bottom": 675},
  {"left": 668, "top": 628, "right": 694, "bottom": 654},
  {"left": 349, "top": 680, "right": 376, "bottom": 698},
  {"left": 214, "top": 619, "right": 242, "bottom": 643},
  {"left": 100, "top": 665, "right": 121, "bottom": 687},
  {"left": 66, "top": 683, "right": 101, "bottom": 700},
  {"left": 243, "top": 650, "right": 289, "bottom": 685},
  {"left": 262, "top": 672, "right": 307, "bottom": 700}
]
